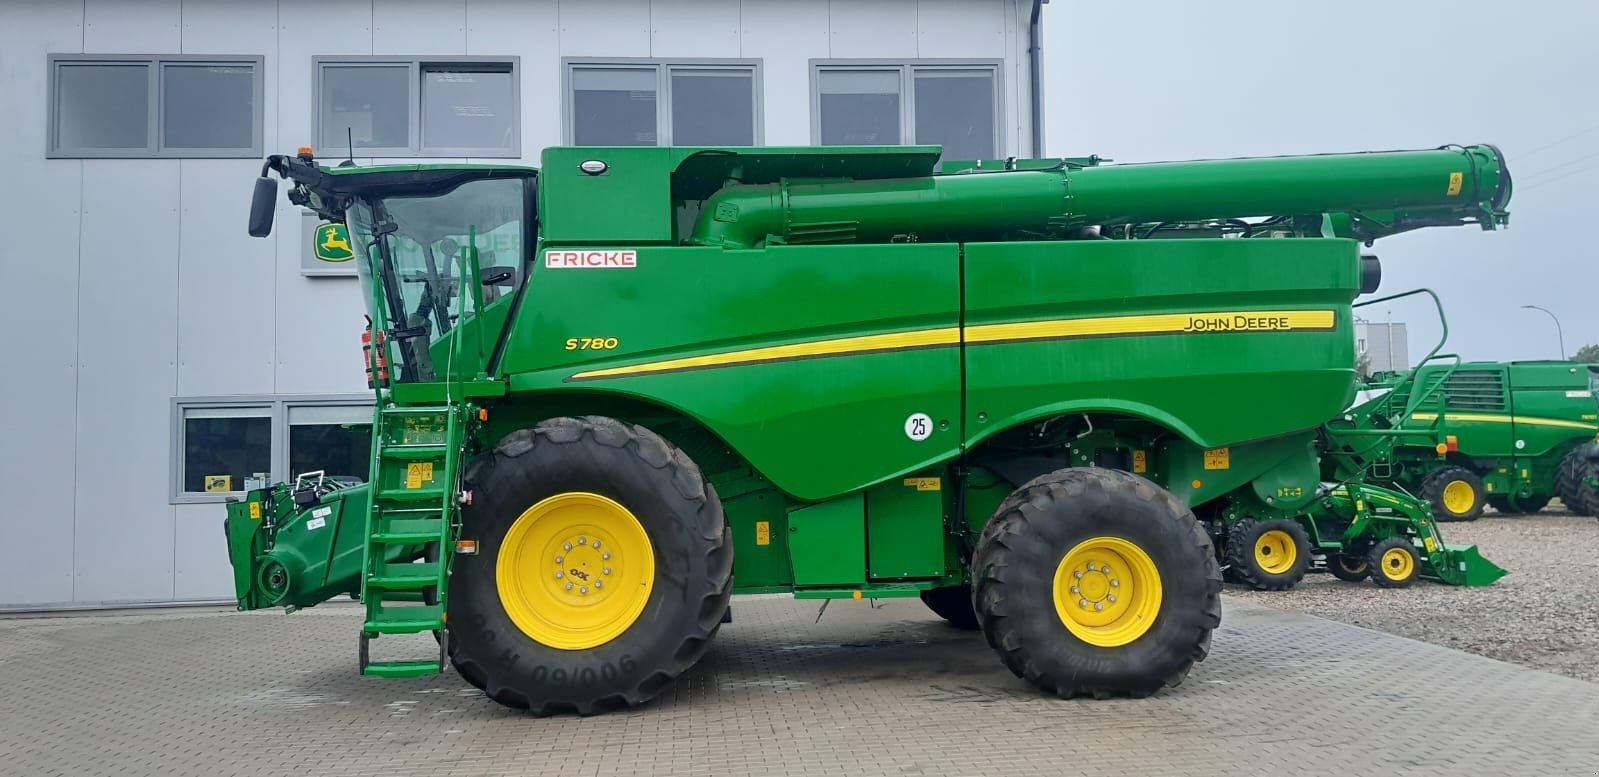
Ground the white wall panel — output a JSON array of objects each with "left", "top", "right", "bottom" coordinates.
[
  {"left": 0, "top": 0, "right": 85, "bottom": 607},
  {"left": 84, "top": 0, "right": 181, "bottom": 52},
  {"left": 173, "top": 503, "right": 234, "bottom": 600},
  {"left": 558, "top": 0, "right": 651, "bottom": 57},
  {"left": 273, "top": 0, "right": 375, "bottom": 395},
  {"left": 827, "top": 0, "right": 918, "bottom": 59},
  {"left": 468, "top": 0, "right": 560, "bottom": 161},
  {"left": 651, "top": 0, "right": 740, "bottom": 58},
  {"left": 917, "top": 0, "right": 1005, "bottom": 57},
  {"left": 740, "top": 0, "right": 829, "bottom": 146},
  {"left": 375, "top": 0, "right": 467, "bottom": 55},
  {"left": 73, "top": 162, "right": 180, "bottom": 603}
]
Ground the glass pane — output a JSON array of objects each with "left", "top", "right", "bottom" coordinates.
[
  {"left": 321, "top": 65, "right": 410, "bottom": 151},
  {"left": 571, "top": 67, "right": 657, "bottom": 146},
  {"left": 289, "top": 421, "right": 372, "bottom": 484},
  {"left": 913, "top": 71, "right": 996, "bottom": 161},
  {"left": 817, "top": 70, "right": 899, "bottom": 145},
  {"left": 670, "top": 70, "right": 754, "bottom": 146},
  {"left": 422, "top": 66, "right": 514, "bottom": 152},
  {"left": 183, "top": 415, "right": 271, "bottom": 493},
  {"left": 57, "top": 63, "right": 149, "bottom": 150},
  {"left": 163, "top": 63, "right": 255, "bottom": 150}
]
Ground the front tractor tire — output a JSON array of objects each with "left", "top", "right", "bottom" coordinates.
[
  {"left": 1557, "top": 444, "right": 1599, "bottom": 516},
  {"left": 447, "top": 417, "right": 733, "bottom": 716},
  {"left": 971, "top": 468, "right": 1221, "bottom": 699},
  {"left": 1225, "top": 519, "right": 1311, "bottom": 591},
  {"left": 1368, "top": 537, "right": 1420, "bottom": 588},
  {"left": 1420, "top": 466, "right": 1486, "bottom": 522},
  {"left": 1327, "top": 553, "right": 1371, "bottom": 582}
]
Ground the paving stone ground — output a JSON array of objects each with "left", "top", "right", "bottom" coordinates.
[{"left": 1, "top": 595, "right": 1595, "bottom": 777}]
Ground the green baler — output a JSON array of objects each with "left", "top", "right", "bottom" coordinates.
[
  {"left": 231, "top": 142, "right": 1510, "bottom": 714},
  {"left": 1323, "top": 360, "right": 1599, "bottom": 519}
]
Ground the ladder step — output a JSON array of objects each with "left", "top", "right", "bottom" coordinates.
[
  {"left": 368, "top": 562, "right": 442, "bottom": 590},
  {"left": 380, "top": 445, "right": 449, "bottom": 460},
  {"left": 363, "top": 660, "right": 443, "bottom": 678},
  {"left": 376, "top": 487, "right": 448, "bottom": 502},
  {"left": 382, "top": 405, "right": 451, "bottom": 416},
  {"left": 364, "top": 603, "right": 444, "bottom": 634},
  {"left": 372, "top": 517, "right": 446, "bottom": 544}
]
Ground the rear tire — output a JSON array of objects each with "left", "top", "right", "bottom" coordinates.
[
  {"left": 1555, "top": 445, "right": 1592, "bottom": 514},
  {"left": 971, "top": 468, "right": 1221, "bottom": 698},
  {"left": 1225, "top": 519, "right": 1311, "bottom": 591},
  {"left": 1507, "top": 494, "right": 1550, "bottom": 515},
  {"left": 1368, "top": 537, "right": 1420, "bottom": 589},
  {"left": 1572, "top": 452, "right": 1599, "bottom": 517},
  {"left": 1327, "top": 553, "right": 1370, "bottom": 582},
  {"left": 919, "top": 586, "right": 980, "bottom": 630},
  {"left": 448, "top": 417, "right": 733, "bottom": 716},
  {"left": 1420, "top": 466, "right": 1485, "bottom": 522}
]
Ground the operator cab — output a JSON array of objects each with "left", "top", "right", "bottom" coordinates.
[{"left": 249, "top": 149, "right": 537, "bottom": 383}]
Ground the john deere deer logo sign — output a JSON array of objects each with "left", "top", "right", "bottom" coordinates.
[{"left": 314, "top": 223, "right": 353, "bottom": 263}]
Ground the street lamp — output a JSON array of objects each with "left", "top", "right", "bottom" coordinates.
[{"left": 1520, "top": 305, "right": 1566, "bottom": 359}]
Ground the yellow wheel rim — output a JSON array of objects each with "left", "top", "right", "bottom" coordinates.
[
  {"left": 1253, "top": 529, "right": 1297, "bottom": 575},
  {"left": 1052, "top": 536, "right": 1163, "bottom": 648},
  {"left": 495, "top": 492, "right": 655, "bottom": 650},
  {"left": 1379, "top": 547, "right": 1415, "bottom": 581},
  {"left": 1441, "top": 480, "right": 1476, "bottom": 514}
]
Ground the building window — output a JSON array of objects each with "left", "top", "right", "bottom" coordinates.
[
  {"left": 316, "top": 57, "right": 520, "bottom": 157},
  {"left": 565, "top": 60, "right": 761, "bottom": 146},
  {"left": 172, "top": 396, "right": 373, "bottom": 502},
  {"left": 812, "top": 61, "right": 1000, "bottom": 162},
  {"left": 288, "top": 405, "right": 373, "bottom": 485},
  {"left": 178, "top": 406, "right": 273, "bottom": 496},
  {"left": 48, "top": 54, "right": 263, "bottom": 158}
]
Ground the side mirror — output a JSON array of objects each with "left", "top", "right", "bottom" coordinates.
[{"left": 248, "top": 177, "right": 278, "bottom": 237}]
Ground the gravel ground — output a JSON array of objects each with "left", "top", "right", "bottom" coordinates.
[{"left": 1229, "top": 506, "right": 1599, "bottom": 683}]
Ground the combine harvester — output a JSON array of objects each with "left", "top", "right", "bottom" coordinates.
[
  {"left": 231, "top": 141, "right": 1511, "bottom": 714},
  {"left": 1324, "top": 359, "right": 1599, "bottom": 519}
]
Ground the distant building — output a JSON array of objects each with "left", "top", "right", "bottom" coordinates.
[{"left": 1356, "top": 320, "right": 1410, "bottom": 374}]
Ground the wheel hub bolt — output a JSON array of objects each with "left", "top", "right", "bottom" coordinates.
[
  {"left": 1107, "top": 594, "right": 1117, "bottom": 603},
  {"left": 563, "top": 542, "right": 573, "bottom": 551},
  {"left": 578, "top": 536, "right": 587, "bottom": 545},
  {"left": 555, "top": 555, "right": 564, "bottom": 564},
  {"left": 602, "top": 552, "right": 611, "bottom": 561},
  {"left": 1110, "top": 579, "right": 1120, "bottom": 588},
  {"left": 592, "top": 540, "right": 601, "bottom": 549},
  {"left": 1079, "top": 599, "right": 1089, "bottom": 608},
  {"left": 1094, "top": 602, "right": 1104, "bottom": 612},
  {"left": 1086, "top": 563, "right": 1097, "bottom": 572},
  {"left": 603, "top": 567, "right": 612, "bottom": 575},
  {"left": 594, "top": 580, "right": 603, "bottom": 589},
  {"left": 1070, "top": 585, "right": 1080, "bottom": 594},
  {"left": 564, "top": 582, "right": 574, "bottom": 591},
  {"left": 555, "top": 571, "right": 564, "bottom": 579},
  {"left": 1074, "top": 571, "right": 1084, "bottom": 580},
  {"left": 580, "top": 586, "right": 589, "bottom": 595},
  {"left": 1101, "top": 567, "right": 1112, "bottom": 576}
]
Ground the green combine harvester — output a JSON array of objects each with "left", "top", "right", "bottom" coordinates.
[
  {"left": 230, "top": 141, "right": 1511, "bottom": 714},
  {"left": 1323, "top": 360, "right": 1599, "bottom": 519}
]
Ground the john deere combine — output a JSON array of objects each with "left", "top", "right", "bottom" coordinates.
[
  {"left": 230, "top": 141, "right": 1511, "bottom": 714},
  {"left": 1323, "top": 360, "right": 1599, "bottom": 519}
]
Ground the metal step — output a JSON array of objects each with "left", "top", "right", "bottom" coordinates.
[
  {"left": 367, "top": 561, "right": 442, "bottom": 590},
  {"left": 376, "top": 487, "right": 447, "bottom": 502},
  {"left": 362, "top": 660, "right": 442, "bottom": 678},
  {"left": 371, "top": 517, "right": 445, "bottom": 545},
  {"left": 363, "top": 603, "right": 444, "bottom": 634},
  {"left": 379, "top": 445, "right": 449, "bottom": 460}
]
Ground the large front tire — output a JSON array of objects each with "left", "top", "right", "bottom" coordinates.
[
  {"left": 971, "top": 468, "right": 1221, "bottom": 698},
  {"left": 448, "top": 417, "right": 733, "bottom": 716},
  {"left": 1420, "top": 466, "right": 1485, "bottom": 522}
]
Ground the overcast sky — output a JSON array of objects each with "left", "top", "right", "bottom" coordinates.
[{"left": 1045, "top": 0, "right": 1599, "bottom": 363}]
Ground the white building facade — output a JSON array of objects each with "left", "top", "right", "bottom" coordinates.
[
  {"left": 0, "top": 0, "right": 1046, "bottom": 609},
  {"left": 1355, "top": 320, "right": 1410, "bottom": 375}
]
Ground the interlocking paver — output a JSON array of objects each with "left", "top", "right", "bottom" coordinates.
[{"left": 0, "top": 596, "right": 1594, "bottom": 777}]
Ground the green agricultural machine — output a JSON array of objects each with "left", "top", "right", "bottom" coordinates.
[
  {"left": 1323, "top": 360, "right": 1599, "bottom": 519},
  {"left": 230, "top": 141, "right": 1511, "bottom": 714}
]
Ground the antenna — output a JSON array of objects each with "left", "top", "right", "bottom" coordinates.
[{"left": 340, "top": 126, "right": 356, "bottom": 168}]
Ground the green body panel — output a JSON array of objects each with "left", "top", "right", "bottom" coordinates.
[
  {"left": 227, "top": 141, "right": 1518, "bottom": 628},
  {"left": 1325, "top": 360, "right": 1599, "bottom": 502},
  {"left": 963, "top": 239, "right": 1359, "bottom": 449},
  {"left": 787, "top": 495, "right": 867, "bottom": 586}
]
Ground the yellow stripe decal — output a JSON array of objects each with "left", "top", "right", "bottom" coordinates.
[
  {"left": 570, "top": 309, "right": 1337, "bottom": 381},
  {"left": 965, "top": 309, "right": 1335, "bottom": 344},
  {"left": 1410, "top": 412, "right": 1598, "bottom": 431}
]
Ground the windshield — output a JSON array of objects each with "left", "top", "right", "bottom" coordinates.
[{"left": 348, "top": 176, "right": 527, "bottom": 382}]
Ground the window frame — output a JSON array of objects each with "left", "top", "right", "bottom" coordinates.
[
  {"left": 47, "top": 53, "right": 265, "bottom": 159},
  {"left": 170, "top": 395, "right": 374, "bottom": 504},
  {"left": 562, "top": 57, "right": 764, "bottom": 147},
  {"left": 313, "top": 55, "right": 522, "bottom": 159},
  {"left": 808, "top": 59, "right": 1004, "bottom": 158}
]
